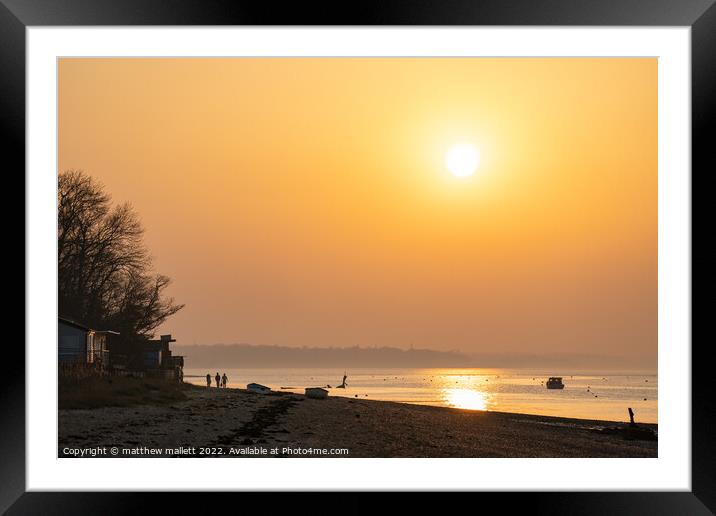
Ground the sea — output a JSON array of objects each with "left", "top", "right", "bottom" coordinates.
[{"left": 183, "top": 367, "right": 657, "bottom": 424}]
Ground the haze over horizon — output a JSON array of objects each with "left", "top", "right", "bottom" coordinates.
[
  {"left": 58, "top": 58, "right": 656, "bottom": 364},
  {"left": 172, "top": 342, "right": 656, "bottom": 371}
]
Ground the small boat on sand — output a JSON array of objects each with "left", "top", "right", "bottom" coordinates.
[
  {"left": 546, "top": 377, "right": 565, "bottom": 389},
  {"left": 305, "top": 387, "right": 329, "bottom": 399},
  {"left": 247, "top": 383, "right": 271, "bottom": 394}
]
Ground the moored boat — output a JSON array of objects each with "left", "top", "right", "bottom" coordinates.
[{"left": 546, "top": 377, "right": 565, "bottom": 389}]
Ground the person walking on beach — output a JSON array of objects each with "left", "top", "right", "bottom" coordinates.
[
  {"left": 222, "top": 373, "right": 228, "bottom": 388},
  {"left": 205, "top": 373, "right": 211, "bottom": 388},
  {"left": 215, "top": 372, "right": 221, "bottom": 388}
]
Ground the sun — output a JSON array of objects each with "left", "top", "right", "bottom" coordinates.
[
  {"left": 445, "top": 143, "right": 480, "bottom": 177},
  {"left": 444, "top": 388, "right": 488, "bottom": 411}
]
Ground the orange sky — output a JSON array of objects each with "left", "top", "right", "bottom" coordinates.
[{"left": 58, "top": 58, "right": 657, "bottom": 359}]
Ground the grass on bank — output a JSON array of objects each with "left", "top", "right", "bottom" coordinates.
[{"left": 59, "top": 374, "right": 194, "bottom": 410}]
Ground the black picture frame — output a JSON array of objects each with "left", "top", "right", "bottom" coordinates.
[{"left": 4, "top": 0, "right": 713, "bottom": 513}]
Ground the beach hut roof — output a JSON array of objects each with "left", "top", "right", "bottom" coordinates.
[
  {"left": 58, "top": 315, "right": 91, "bottom": 331},
  {"left": 58, "top": 316, "right": 120, "bottom": 335}
]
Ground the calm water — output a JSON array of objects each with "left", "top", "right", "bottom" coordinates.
[{"left": 185, "top": 367, "right": 658, "bottom": 424}]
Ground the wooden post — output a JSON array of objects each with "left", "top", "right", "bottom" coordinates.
[{"left": 628, "top": 407, "right": 635, "bottom": 425}]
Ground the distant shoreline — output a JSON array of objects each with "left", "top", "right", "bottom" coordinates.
[
  {"left": 183, "top": 367, "right": 659, "bottom": 375},
  {"left": 173, "top": 344, "right": 657, "bottom": 371}
]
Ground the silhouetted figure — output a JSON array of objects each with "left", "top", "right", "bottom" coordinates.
[
  {"left": 222, "top": 373, "right": 228, "bottom": 388},
  {"left": 215, "top": 372, "right": 221, "bottom": 388},
  {"left": 628, "top": 407, "right": 636, "bottom": 426},
  {"left": 206, "top": 373, "right": 211, "bottom": 388},
  {"left": 337, "top": 373, "right": 348, "bottom": 389}
]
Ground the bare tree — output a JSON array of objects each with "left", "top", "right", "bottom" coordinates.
[{"left": 58, "top": 170, "right": 184, "bottom": 349}]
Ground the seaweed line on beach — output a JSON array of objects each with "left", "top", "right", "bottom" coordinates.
[{"left": 215, "top": 393, "right": 300, "bottom": 448}]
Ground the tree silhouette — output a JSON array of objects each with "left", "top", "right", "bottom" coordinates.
[{"left": 58, "top": 170, "right": 183, "bottom": 350}]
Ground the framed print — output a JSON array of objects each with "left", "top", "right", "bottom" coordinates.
[{"left": 4, "top": 0, "right": 713, "bottom": 513}]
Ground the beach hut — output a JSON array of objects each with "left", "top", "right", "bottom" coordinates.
[
  {"left": 140, "top": 334, "right": 182, "bottom": 380},
  {"left": 305, "top": 387, "right": 329, "bottom": 399},
  {"left": 141, "top": 340, "right": 166, "bottom": 369},
  {"left": 59, "top": 317, "right": 91, "bottom": 364},
  {"left": 247, "top": 383, "right": 271, "bottom": 394},
  {"left": 58, "top": 316, "right": 117, "bottom": 367},
  {"left": 91, "top": 330, "right": 118, "bottom": 365}
]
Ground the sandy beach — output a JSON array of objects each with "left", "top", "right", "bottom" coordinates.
[{"left": 58, "top": 385, "right": 657, "bottom": 458}]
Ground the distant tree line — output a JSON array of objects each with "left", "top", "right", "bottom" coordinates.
[
  {"left": 171, "top": 344, "right": 655, "bottom": 371},
  {"left": 172, "top": 343, "right": 472, "bottom": 368},
  {"left": 58, "top": 170, "right": 183, "bottom": 350}
]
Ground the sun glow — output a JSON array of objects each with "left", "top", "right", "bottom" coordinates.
[
  {"left": 445, "top": 143, "right": 480, "bottom": 177},
  {"left": 445, "top": 388, "right": 489, "bottom": 411}
]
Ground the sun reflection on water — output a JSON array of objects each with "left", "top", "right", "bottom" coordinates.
[{"left": 444, "top": 388, "right": 489, "bottom": 411}]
